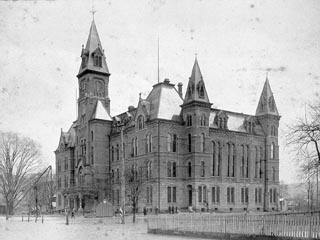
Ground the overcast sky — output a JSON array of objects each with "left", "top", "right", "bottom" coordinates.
[{"left": 0, "top": 0, "right": 320, "bottom": 183}]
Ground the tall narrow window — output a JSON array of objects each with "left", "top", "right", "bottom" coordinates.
[
  {"left": 198, "top": 186, "right": 202, "bottom": 202},
  {"left": 135, "top": 138, "right": 138, "bottom": 156},
  {"left": 131, "top": 139, "right": 135, "bottom": 157},
  {"left": 217, "top": 142, "right": 221, "bottom": 176},
  {"left": 232, "top": 144, "right": 236, "bottom": 177},
  {"left": 149, "top": 134, "right": 152, "bottom": 152},
  {"left": 271, "top": 142, "right": 276, "bottom": 159},
  {"left": 272, "top": 166, "right": 276, "bottom": 181},
  {"left": 111, "top": 146, "right": 114, "bottom": 162},
  {"left": 173, "top": 187, "right": 176, "bottom": 203},
  {"left": 227, "top": 143, "right": 231, "bottom": 177},
  {"left": 167, "top": 134, "right": 171, "bottom": 152},
  {"left": 188, "top": 162, "right": 192, "bottom": 177},
  {"left": 116, "top": 144, "right": 120, "bottom": 160},
  {"left": 260, "top": 147, "right": 263, "bottom": 179},
  {"left": 138, "top": 115, "right": 144, "bottom": 130},
  {"left": 187, "top": 114, "right": 192, "bottom": 126},
  {"left": 245, "top": 145, "right": 249, "bottom": 178},
  {"left": 255, "top": 147, "right": 259, "bottom": 178},
  {"left": 148, "top": 161, "right": 152, "bottom": 178},
  {"left": 241, "top": 145, "right": 244, "bottom": 178},
  {"left": 172, "top": 134, "right": 177, "bottom": 152},
  {"left": 212, "top": 187, "right": 216, "bottom": 203},
  {"left": 172, "top": 162, "right": 176, "bottom": 177},
  {"left": 188, "top": 134, "right": 192, "bottom": 152},
  {"left": 167, "top": 186, "right": 171, "bottom": 203},
  {"left": 91, "top": 146, "right": 94, "bottom": 165},
  {"left": 200, "top": 133, "right": 205, "bottom": 152},
  {"left": 167, "top": 162, "right": 172, "bottom": 177},
  {"left": 116, "top": 168, "right": 120, "bottom": 182},
  {"left": 212, "top": 142, "right": 216, "bottom": 176},
  {"left": 146, "top": 134, "right": 149, "bottom": 153},
  {"left": 200, "top": 161, "right": 205, "bottom": 177}
]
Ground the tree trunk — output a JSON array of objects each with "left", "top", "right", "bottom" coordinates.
[{"left": 132, "top": 202, "right": 136, "bottom": 223}]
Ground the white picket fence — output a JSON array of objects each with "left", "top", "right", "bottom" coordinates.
[{"left": 147, "top": 212, "right": 320, "bottom": 239}]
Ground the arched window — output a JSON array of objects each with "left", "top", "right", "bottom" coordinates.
[
  {"left": 137, "top": 115, "right": 144, "bottom": 130},
  {"left": 188, "top": 162, "right": 192, "bottom": 178},
  {"left": 188, "top": 134, "right": 192, "bottom": 152},
  {"left": 200, "top": 133, "right": 205, "bottom": 152},
  {"left": 200, "top": 161, "right": 205, "bottom": 177}
]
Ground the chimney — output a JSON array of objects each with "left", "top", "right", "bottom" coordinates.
[
  {"left": 164, "top": 78, "right": 170, "bottom": 84},
  {"left": 178, "top": 82, "right": 183, "bottom": 98}
]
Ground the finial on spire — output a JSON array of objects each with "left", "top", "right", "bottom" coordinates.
[
  {"left": 90, "top": 5, "right": 96, "bottom": 20},
  {"left": 139, "top": 92, "right": 142, "bottom": 99},
  {"left": 195, "top": 52, "right": 198, "bottom": 60},
  {"left": 266, "top": 71, "right": 269, "bottom": 80}
]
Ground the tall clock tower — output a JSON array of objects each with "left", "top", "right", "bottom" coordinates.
[{"left": 76, "top": 19, "right": 111, "bottom": 124}]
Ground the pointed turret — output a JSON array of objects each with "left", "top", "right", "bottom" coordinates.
[
  {"left": 77, "top": 20, "right": 110, "bottom": 78},
  {"left": 255, "top": 76, "right": 279, "bottom": 116},
  {"left": 183, "top": 58, "right": 211, "bottom": 104}
]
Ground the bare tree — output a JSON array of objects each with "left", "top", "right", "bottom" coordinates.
[
  {"left": 0, "top": 132, "right": 42, "bottom": 219},
  {"left": 124, "top": 166, "right": 150, "bottom": 223},
  {"left": 287, "top": 103, "right": 320, "bottom": 210}
]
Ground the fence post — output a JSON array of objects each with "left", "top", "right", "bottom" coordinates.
[{"left": 308, "top": 212, "right": 312, "bottom": 240}]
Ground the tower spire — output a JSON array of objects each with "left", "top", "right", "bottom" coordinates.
[
  {"left": 183, "top": 56, "right": 211, "bottom": 105},
  {"left": 255, "top": 76, "right": 279, "bottom": 116}
]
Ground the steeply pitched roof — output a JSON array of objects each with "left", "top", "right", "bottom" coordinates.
[
  {"left": 78, "top": 20, "right": 110, "bottom": 77},
  {"left": 134, "top": 80, "right": 183, "bottom": 121},
  {"left": 91, "top": 100, "right": 112, "bottom": 121},
  {"left": 255, "top": 77, "right": 279, "bottom": 116},
  {"left": 184, "top": 58, "right": 210, "bottom": 104}
]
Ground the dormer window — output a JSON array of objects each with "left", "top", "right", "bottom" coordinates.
[
  {"left": 93, "top": 55, "right": 102, "bottom": 67},
  {"left": 137, "top": 115, "right": 144, "bottom": 130},
  {"left": 215, "top": 111, "right": 228, "bottom": 129},
  {"left": 197, "top": 81, "right": 205, "bottom": 98},
  {"left": 244, "top": 117, "right": 256, "bottom": 134}
]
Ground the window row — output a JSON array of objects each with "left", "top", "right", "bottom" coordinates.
[
  {"left": 186, "top": 114, "right": 208, "bottom": 127},
  {"left": 166, "top": 186, "right": 276, "bottom": 205}
]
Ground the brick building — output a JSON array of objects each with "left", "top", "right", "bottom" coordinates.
[{"left": 55, "top": 20, "right": 280, "bottom": 213}]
